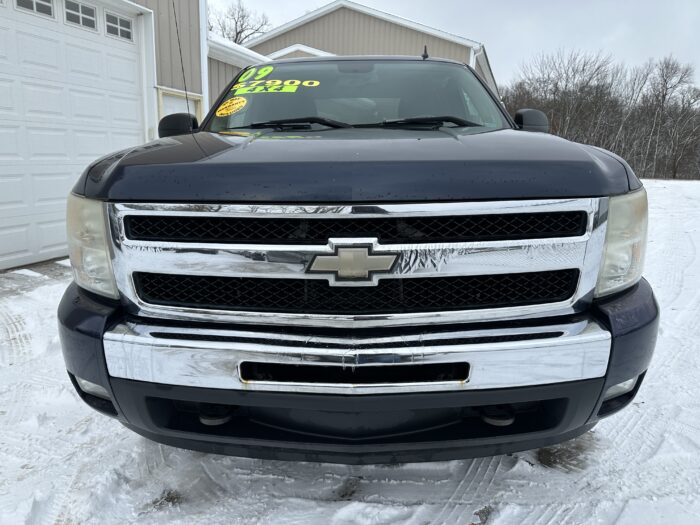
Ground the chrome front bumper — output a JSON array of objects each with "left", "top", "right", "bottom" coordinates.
[{"left": 104, "top": 319, "right": 611, "bottom": 395}]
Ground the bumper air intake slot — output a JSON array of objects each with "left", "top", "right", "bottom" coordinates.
[{"left": 239, "top": 362, "right": 470, "bottom": 385}]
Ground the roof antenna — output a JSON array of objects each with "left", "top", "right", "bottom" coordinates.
[
  {"left": 421, "top": 45, "right": 429, "bottom": 60},
  {"left": 171, "top": 0, "right": 192, "bottom": 131}
]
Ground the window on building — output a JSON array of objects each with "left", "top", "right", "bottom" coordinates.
[
  {"left": 65, "top": 1, "right": 96, "bottom": 30},
  {"left": 106, "top": 12, "right": 132, "bottom": 41},
  {"left": 16, "top": 0, "right": 53, "bottom": 17}
]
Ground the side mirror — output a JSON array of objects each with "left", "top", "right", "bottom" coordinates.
[
  {"left": 158, "top": 113, "right": 198, "bottom": 138},
  {"left": 514, "top": 109, "right": 549, "bottom": 133}
]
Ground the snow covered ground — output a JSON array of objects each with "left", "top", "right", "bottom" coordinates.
[{"left": 1, "top": 179, "right": 699, "bottom": 525}]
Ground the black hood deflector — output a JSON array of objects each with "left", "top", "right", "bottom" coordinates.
[{"left": 76, "top": 129, "right": 636, "bottom": 202}]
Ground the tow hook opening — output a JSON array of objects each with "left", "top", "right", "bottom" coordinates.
[
  {"left": 479, "top": 405, "right": 516, "bottom": 427},
  {"left": 198, "top": 403, "right": 238, "bottom": 426}
]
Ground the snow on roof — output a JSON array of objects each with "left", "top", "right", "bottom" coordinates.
[
  {"left": 267, "top": 44, "right": 336, "bottom": 59},
  {"left": 207, "top": 32, "right": 270, "bottom": 67}
]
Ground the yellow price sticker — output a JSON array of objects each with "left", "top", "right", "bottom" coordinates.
[{"left": 215, "top": 96, "right": 247, "bottom": 117}]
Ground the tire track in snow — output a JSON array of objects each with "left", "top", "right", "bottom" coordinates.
[
  {"left": 427, "top": 456, "right": 504, "bottom": 525},
  {"left": 532, "top": 504, "right": 587, "bottom": 525},
  {"left": 444, "top": 456, "right": 504, "bottom": 524},
  {"left": 426, "top": 461, "right": 477, "bottom": 525},
  {"left": 0, "top": 300, "right": 32, "bottom": 367},
  {"left": 606, "top": 409, "right": 663, "bottom": 463}
]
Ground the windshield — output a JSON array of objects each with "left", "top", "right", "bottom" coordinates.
[{"left": 206, "top": 60, "right": 510, "bottom": 132}]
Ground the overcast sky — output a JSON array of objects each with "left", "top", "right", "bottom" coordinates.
[{"left": 209, "top": 0, "right": 700, "bottom": 85}]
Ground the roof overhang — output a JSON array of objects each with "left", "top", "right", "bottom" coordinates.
[
  {"left": 208, "top": 32, "right": 270, "bottom": 67},
  {"left": 245, "top": 0, "right": 482, "bottom": 50},
  {"left": 106, "top": 0, "right": 152, "bottom": 15},
  {"left": 268, "top": 44, "right": 336, "bottom": 59}
]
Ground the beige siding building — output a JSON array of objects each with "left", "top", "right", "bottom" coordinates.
[
  {"left": 134, "top": 1, "right": 267, "bottom": 123},
  {"left": 138, "top": 0, "right": 203, "bottom": 95},
  {"left": 246, "top": 0, "right": 498, "bottom": 92}
]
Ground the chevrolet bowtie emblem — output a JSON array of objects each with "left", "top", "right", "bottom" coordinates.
[{"left": 308, "top": 245, "right": 398, "bottom": 284}]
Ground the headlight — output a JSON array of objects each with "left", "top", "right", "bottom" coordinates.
[
  {"left": 595, "top": 188, "right": 648, "bottom": 297},
  {"left": 66, "top": 194, "right": 119, "bottom": 299}
]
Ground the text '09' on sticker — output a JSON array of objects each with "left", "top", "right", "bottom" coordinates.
[
  {"left": 215, "top": 97, "right": 247, "bottom": 117},
  {"left": 238, "top": 66, "right": 275, "bottom": 82}
]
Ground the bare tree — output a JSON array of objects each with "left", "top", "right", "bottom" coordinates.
[
  {"left": 502, "top": 52, "right": 700, "bottom": 180},
  {"left": 208, "top": 0, "right": 270, "bottom": 45}
]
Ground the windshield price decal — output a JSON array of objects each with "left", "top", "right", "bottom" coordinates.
[
  {"left": 238, "top": 66, "right": 275, "bottom": 82},
  {"left": 215, "top": 96, "right": 247, "bottom": 117},
  {"left": 232, "top": 79, "right": 320, "bottom": 95}
]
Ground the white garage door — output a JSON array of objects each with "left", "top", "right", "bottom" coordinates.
[{"left": 0, "top": 0, "right": 146, "bottom": 269}]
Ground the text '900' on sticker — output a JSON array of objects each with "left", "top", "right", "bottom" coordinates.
[{"left": 232, "top": 79, "right": 321, "bottom": 95}]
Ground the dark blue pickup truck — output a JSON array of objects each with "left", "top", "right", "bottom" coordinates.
[{"left": 59, "top": 56, "right": 658, "bottom": 464}]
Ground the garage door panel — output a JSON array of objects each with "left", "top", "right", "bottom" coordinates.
[
  {"left": 32, "top": 171, "right": 76, "bottom": 210},
  {"left": 0, "top": 77, "right": 17, "bottom": 115},
  {"left": 107, "top": 53, "right": 140, "bottom": 92},
  {"left": 75, "top": 130, "right": 110, "bottom": 161},
  {"left": 26, "top": 127, "right": 71, "bottom": 161},
  {"left": 0, "top": 223, "right": 33, "bottom": 265},
  {"left": 110, "top": 95, "right": 142, "bottom": 126},
  {"left": 0, "top": 164, "right": 85, "bottom": 216},
  {"left": 16, "top": 30, "right": 62, "bottom": 74},
  {"left": 0, "top": 24, "right": 11, "bottom": 63},
  {"left": 0, "top": 76, "right": 13, "bottom": 102},
  {"left": 0, "top": 171, "right": 30, "bottom": 213},
  {"left": 69, "top": 89, "right": 106, "bottom": 123},
  {"left": 0, "top": 211, "right": 67, "bottom": 266},
  {"left": 23, "top": 81, "right": 67, "bottom": 120},
  {"left": 65, "top": 42, "right": 104, "bottom": 86},
  {"left": 0, "top": 126, "right": 22, "bottom": 161},
  {"left": 36, "top": 216, "right": 67, "bottom": 255},
  {"left": 112, "top": 130, "right": 143, "bottom": 151}
]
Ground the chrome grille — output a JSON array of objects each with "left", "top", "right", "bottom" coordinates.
[
  {"left": 124, "top": 211, "right": 588, "bottom": 244},
  {"left": 134, "top": 270, "right": 579, "bottom": 314},
  {"left": 107, "top": 199, "right": 607, "bottom": 328}
]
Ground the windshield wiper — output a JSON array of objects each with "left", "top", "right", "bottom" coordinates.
[
  {"left": 356, "top": 116, "right": 480, "bottom": 129},
  {"left": 233, "top": 117, "right": 352, "bottom": 130}
]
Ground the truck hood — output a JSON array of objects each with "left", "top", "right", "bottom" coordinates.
[{"left": 76, "top": 128, "right": 636, "bottom": 202}]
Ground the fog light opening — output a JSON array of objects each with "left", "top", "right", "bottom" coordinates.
[
  {"left": 75, "top": 376, "right": 111, "bottom": 400},
  {"left": 603, "top": 377, "right": 638, "bottom": 402}
]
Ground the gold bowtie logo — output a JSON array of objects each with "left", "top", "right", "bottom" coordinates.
[{"left": 308, "top": 246, "right": 398, "bottom": 284}]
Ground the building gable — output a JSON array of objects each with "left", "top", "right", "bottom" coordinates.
[{"left": 248, "top": 7, "right": 472, "bottom": 66}]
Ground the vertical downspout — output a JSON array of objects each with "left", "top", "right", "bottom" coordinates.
[
  {"left": 199, "top": 0, "right": 210, "bottom": 116},
  {"left": 125, "top": 2, "right": 158, "bottom": 141},
  {"left": 469, "top": 45, "right": 479, "bottom": 68}
]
